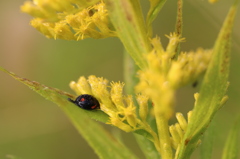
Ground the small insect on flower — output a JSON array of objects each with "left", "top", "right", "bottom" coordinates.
[{"left": 68, "top": 94, "right": 100, "bottom": 110}]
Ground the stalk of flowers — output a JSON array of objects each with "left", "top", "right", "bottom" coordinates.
[
  {"left": 67, "top": 31, "right": 212, "bottom": 156},
  {"left": 20, "top": 0, "right": 238, "bottom": 158}
]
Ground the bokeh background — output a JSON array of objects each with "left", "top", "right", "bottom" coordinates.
[{"left": 0, "top": 0, "right": 239, "bottom": 159}]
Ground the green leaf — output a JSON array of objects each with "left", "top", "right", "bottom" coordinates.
[
  {"left": 134, "top": 134, "right": 160, "bottom": 159},
  {"left": 200, "top": 122, "right": 215, "bottom": 159},
  {"left": 0, "top": 66, "right": 108, "bottom": 123},
  {"left": 222, "top": 115, "right": 240, "bottom": 159},
  {"left": 133, "top": 129, "right": 154, "bottom": 141},
  {"left": 105, "top": 0, "right": 151, "bottom": 70},
  {"left": 0, "top": 67, "right": 139, "bottom": 159},
  {"left": 146, "top": 0, "right": 167, "bottom": 37},
  {"left": 176, "top": 1, "right": 239, "bottom": 158}
]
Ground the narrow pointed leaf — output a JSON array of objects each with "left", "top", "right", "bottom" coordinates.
[
  {"left": 0, "top": 67, "right": 139, "bottom": 159},
  {"left": 222, "top": 115, "right": 240, "bottom": 159},
  {"left": 134, "top": 134, "right": 160, "bottom": 159},
  {"left": 200, "top": 122, "right": 215, "bottom": 159},
  {"left": 147, "top": 0, "right": 167, "bottom": 37},
  {"left": 176, "top": 1, "right": 239, "bottom": 158},
  {"left": 0, "top": 66, "right": 108, "bottom": 123}
]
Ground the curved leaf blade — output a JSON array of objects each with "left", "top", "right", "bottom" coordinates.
[
  {"left": 134, "top": 134, "right": 160, "bottom": 159},
  {"left": 146, "top": 0, "right": 167, "bottom": 37},
  {"left": 176, "top": 1, "right": 239, "bottom": 158},
  {"left": 0, "top": 66, "right": 108, "bottom": 123},
  {"left": 0, "top": 67, "right": 139, "bottom": 159},
  {"left": 222, "top": 115, "right": 240, "bottom": 159}
]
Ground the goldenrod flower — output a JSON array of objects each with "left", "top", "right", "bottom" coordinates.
[
  {"left": 21, "top": 1, "right": 116, "bottom": 40},
  {"left": 70, "top": 75, "right": 159, "bottom": 149},
  {"left": 70, "top": 76, "right": 140, "bottom": 132},
  {"left": 20, "top": 0, "right": 237, "bottom": 158},
  {"left": 169, "top": 111, "right": 202, "bottom": 151},
  {"left": 66, "top": 31, "right": 212, "bottom": 158}
]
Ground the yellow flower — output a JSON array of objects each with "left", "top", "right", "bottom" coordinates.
[
  {"left": 21, "top": 1, "right": 116, "bottom": 40},
  {"left": 70, "top": 76, "right": 156, "bottom": 135},
  {"left": 70, "top": 75, "right": 137, "bottom": 131},
  {"left": 168, "top": 48, "right": 212, "bottom": 89},
  {"left": 208, "top": 0, "right": 219, "bottom": 4}
]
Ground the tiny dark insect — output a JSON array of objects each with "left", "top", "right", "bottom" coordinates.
[
  {"left": 68, "top": 94, "right": 100, "bottom": 110},
  {"left": 192, "top": 81, "right": 198, "bottom": 87}
]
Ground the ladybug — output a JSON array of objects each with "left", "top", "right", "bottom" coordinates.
[{"left": 68, "top": 94, "right": 100, "bottom": 110}]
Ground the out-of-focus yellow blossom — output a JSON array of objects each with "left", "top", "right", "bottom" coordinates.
[
  {"left": 136, "top": 34, "right": 184, "bottom": 120},
  {"left": 209, "top": 0, "right": 219, "bottom": 4},
  {"left": 165, "top": 33, "right": 185, "bottom": 58},
  {"left": 168, "top": 48, "right": 212, "bottom": 89},
  {"left": 134, "top": 33, "right": 212, "bottom": 157},
  {"left": 136, "top": 94, "right": 149, "bottom": 122},
  {"left": 136, "top": 34, "right": 212, "bottom": 120},
  {"left": 21, "top": 1, "right": 116, "bottom": 40}
]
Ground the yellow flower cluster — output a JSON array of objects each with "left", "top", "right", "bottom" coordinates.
[
  {"left": 168, "top": 48, "right": 212, "bottom": 89},
  {"left": 169, "top": 111, "right": 202, "bottom": 151},
  {"left": 133, "top": 33, "right": 212, "bottom": 157},
  {"left": 69, "top": 75, "right": 150, "bottom": 132},
  {"left": 136, "top": 33, "right": 212, "bottom": 120},
  {"left": 136, "top": 34, "right": 183, "bottom": 120},
  {"left": 68, "top": 32, "right": 212, "bottom": 155},
  {"left": 21, "top": 1, "right": 116, "bottom": 40}
]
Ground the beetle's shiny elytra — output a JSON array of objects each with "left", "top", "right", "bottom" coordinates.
[{"left": 68, "top": 94, "right": 100, "bottom": 110}]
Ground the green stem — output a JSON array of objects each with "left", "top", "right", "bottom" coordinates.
[
  {"left": 155, "top": 114, "right": 172, "bottom": 159},
  {"left": 174, "top": 0, "right": 183, "bottom": 59},
  {"left": 105, "top": 0, "right": 151, "bottom": 70},
  {"left": 123, "top": 50, "right": 139, "bottom": 95}
]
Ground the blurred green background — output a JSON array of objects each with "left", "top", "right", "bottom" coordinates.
[{"left": 0, "top": 0, "right": 239, "bottom": 159}]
